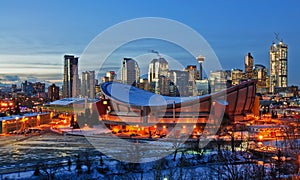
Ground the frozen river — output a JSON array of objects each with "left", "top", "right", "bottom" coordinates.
[
  {"left": 0, "top": 131, "right": 178, "bottom": 175},
  {"left": 0, "top": 132, "right": 97, "bottom": 175}
]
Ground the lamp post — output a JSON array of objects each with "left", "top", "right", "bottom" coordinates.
[
  {"left": 2, "top": 120, "right": 6, "bottom": 134},
  {"left": 15, "top": 117, "right": 19, "bottom": 140}
]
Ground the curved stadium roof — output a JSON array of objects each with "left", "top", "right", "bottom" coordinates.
[
  {"left": 100, "top": 80, "right": 256, "bottom": 118},
  {"left": 101, "top": 82, "right": 212, "bottom": 107}
]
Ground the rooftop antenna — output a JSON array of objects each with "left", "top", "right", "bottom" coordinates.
[
  {"left": 274, "top": 32, "right": 282, "bottom": 42},
  {"left": 150, "top": 50, "right": 161, "bottom": 58}
]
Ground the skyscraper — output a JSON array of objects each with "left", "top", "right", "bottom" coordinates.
[
  {"left": 63, "top": 55, "right": 79, "bottom": 98},
  {"left": 185, "top": 65, "right": 198, "bottom": 96},
  {"left": 209, "top": 70, "right": 228, "bottom": 93},
  {"left": 270, "top": 40, "right": 288, "bottom": 93},
  {"left": 121, "top": 58, "right": 140, "bottom": 86},
  {"left": 168, "top": 70, "right": 189, "bottom": 96},
  {"left": 253, "top": 64, "right": 269, "bottom": 93},
  {"left": 148, "top": 57, "right": 168, "bottom": 94},
  {"left": 82, "top": 71, "right": 95, "bottom": 98},
  {"left": 244, "top": 52, "right": 254, "bottom": 79}
]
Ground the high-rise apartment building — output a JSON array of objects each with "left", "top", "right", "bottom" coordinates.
[
  {"left": 244, "top": 52, "right": 254, "bottom": 79},
  {"left": 63, "top": 55, "right": 80, "bottom": 98},
  {"left": 82, "top": 71, "right": 95, "bottom": 98},
  {"left": 121, "top": 58, "right": 140, "bottom": 86},
  {"left": 270, "top": 40, "right": 288, "bottom": 93}
]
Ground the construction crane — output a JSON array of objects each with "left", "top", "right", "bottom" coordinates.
[{"left": 150, "top": 50, "right": 161, "bottom": 58}]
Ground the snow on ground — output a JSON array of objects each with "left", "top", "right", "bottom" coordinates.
[{"left": 52, "top": 124, "right": 111, "bottom": 136}]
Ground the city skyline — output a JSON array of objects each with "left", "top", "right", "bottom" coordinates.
[{"left": 1, "top": 1, "right": 300, "bottom": 86}]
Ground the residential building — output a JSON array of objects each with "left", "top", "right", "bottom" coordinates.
[
  {"left": 82, "top": 71, "right": 95, "bottom": 98},
  {"left": 270, "top": 40, "right": 288, "bottom": 93},
  {"left": 121, "top": 58, "right": 140, "bottom": 86},
  {"left": 63, "top": 55, "right": 80, "bottom": 98}
]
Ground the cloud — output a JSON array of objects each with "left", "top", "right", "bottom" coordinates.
[
  {"left": 3, "top": 75, "right": 20, "bottom": 81},
  {"left": 26, "top": 76, "right": 38, "bottom": 82}
]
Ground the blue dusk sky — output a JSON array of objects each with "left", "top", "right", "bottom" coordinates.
[{"left": 0, "top": 0, "right": 300, "bottom": 86}]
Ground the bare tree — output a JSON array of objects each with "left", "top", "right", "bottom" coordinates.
[{"left": 38, "top": 161, "right": 63, "bottom": 180}]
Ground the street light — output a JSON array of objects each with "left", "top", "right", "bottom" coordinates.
[
  {"left": 15, "top": 117, "right": 19, "bottom": 140},
  {"left": 258, "top": 135, "right": 263, "bottom": 141},
  {"left": 15, "top": 117, "right": 19, "bottom": 134},
  {"left": 2, "top": 120, "right": 6, "bottom": 134}
]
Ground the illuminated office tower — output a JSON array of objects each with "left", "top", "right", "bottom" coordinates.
[
  {"left": 231, "top": 69, "right": 243, "bottom": 86},
  {"left": 270, "top": 40, "right": 288, "bottom": 93},
  {"left": 185, "top": 65, "right": 198, "bottom": 96},
  {"left": 82, "top": 71, "right": 95, "bottom": 98},
  {"left": 254, "top": 64, "right": 269, "bottom": 93},
  {"left": 168, "top": 70, "right": 189, "bottom": 97},
  {"left": 121, "top": 58, "right": 140, "bottom": 86},
  {"left": 209, "top": 70, "right": 228, "bottom": 93},
  {"left": 244, "top": 52, "right": 254, "bottom": 79},
  {"left": 148, "top": 57, "right": 168, "bottom": 94},
  {"left": 63, "top": 55, "right": 79, "bottom": 98}
]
